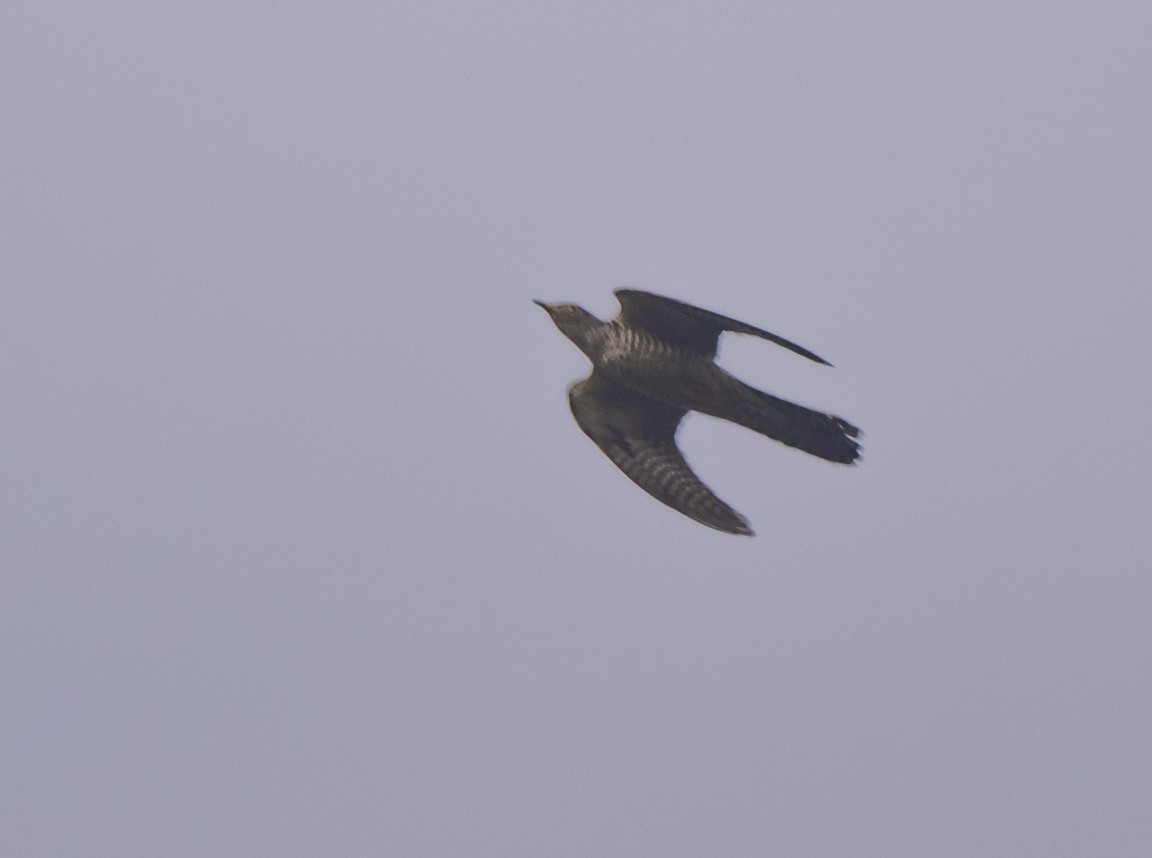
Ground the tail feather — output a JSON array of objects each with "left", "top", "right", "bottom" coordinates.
[{"left": 719, "top": 384, "right": 861, "bottom": 464}]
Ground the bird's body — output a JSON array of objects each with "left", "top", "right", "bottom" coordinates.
[{"left": 535, "top": 289, "right": 860, "bottom": 535}]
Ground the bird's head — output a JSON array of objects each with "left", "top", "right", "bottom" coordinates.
[{"left": 533, "top": 300, "right": 601, "bottom": 350}]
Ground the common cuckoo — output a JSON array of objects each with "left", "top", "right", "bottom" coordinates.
[{"left": 535, "top": 289, "right": 860, "bottom": 535}]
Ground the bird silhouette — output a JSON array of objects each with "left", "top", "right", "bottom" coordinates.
[{"left": 535, "top": 289, "right": 860, "bottom": 535}]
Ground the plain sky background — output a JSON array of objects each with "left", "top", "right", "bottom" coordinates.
[{"left": 4, "top": 2, "right": 1151, "bottom": 856}]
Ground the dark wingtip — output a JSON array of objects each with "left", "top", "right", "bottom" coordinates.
[
  {"left": 761, "top": 332, "right": 834, "bottom": 366},
  {"left": 715, "top": 515, "right": 754, "bottom": 536},
  {"left": 798, "top": 347, "right": 834, "bottom": 367}
]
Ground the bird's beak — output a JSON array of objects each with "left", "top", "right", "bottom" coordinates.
[{"left": 532, "top": 299, "right": 550, "bottom": 309}]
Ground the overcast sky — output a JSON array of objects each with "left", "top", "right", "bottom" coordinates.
[{"left": 4, "top": 2, "right": 1151, "bottom": 856}]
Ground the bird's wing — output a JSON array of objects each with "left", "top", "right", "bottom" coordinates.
[
  {"left": 568, "top": 372, "right": 752, "bottom": 535},
  {"left": 614, "top": 289, "right": 832, "bottom": 365}
]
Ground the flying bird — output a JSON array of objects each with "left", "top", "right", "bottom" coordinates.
[{"left": 534, "top": 289, "right": 860, "bottom": 535}]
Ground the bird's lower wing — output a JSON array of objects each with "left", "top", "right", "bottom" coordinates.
[{"left": 568, "top": 373, "right": 752, "bottom": 535}]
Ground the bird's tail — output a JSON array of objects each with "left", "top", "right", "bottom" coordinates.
[{"left": 714, "top": 382, "right": 861, "bottom": 464}]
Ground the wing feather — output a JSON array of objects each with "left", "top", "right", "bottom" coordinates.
[
  {"left": 615, "top": 289, "right": 832, "bottom": 365},
  {"left": 568, "top": 373, "right": 752, "bottom": 535}
]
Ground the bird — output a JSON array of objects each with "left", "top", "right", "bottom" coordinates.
[{"left": 534, "top": 289, "right": 860, "bottom": 535}]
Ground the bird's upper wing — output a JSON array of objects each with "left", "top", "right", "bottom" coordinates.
[
  {"left": 568, "top": 372, "right": 752, "bottom": 535},
  {"left": 614, "top": 289, "right": 832, "bottom": 365}
]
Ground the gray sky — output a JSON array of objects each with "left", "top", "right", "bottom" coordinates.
[{"left": 4, "top": 2, "right": 1151, "bottom": 856}]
